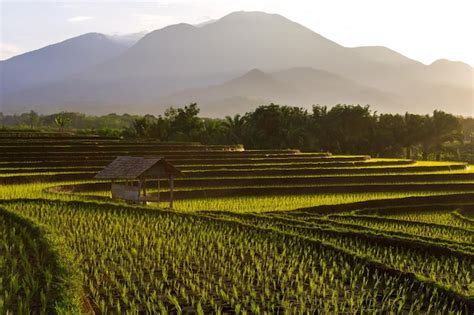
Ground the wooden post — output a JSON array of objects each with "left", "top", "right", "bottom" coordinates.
[
  {"left": 142, "top": 179, "right": 147, "bottom": 205},
  {"left": 157, "top": 177, "right": 160, "bottom": 206},
  {"left": 169, "top": 175, "right": 174, "bottom": 209},
  {"left": 111, "top": 180, "right": 115, "bottom": 200},
  {"left": 137, "top": 180, "right": 142, "bottom": 203}
]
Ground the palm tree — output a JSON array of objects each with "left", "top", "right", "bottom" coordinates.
[
  {"left": 29, "top": 110, "right": 39, "bottom": 129},
  {"left": 401, "top": 113, "right": 428, "bottom": 160},
  {"left": 223, "top": 114, "right": 244, "bottom": 143},
  {"left": 54, "top": 114, "right": 70, "bottom": 132},
  {"left": 429, "top": 111, "right": 463, "bottom": 161}
]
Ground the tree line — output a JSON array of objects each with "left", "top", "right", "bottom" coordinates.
[
  {"left": 0, "top": 111, "right": 139, "bottom": 136},
  {"left": 1, "top": 103, "right": 473, "bottom": 161},
  {"left": 123, "top": 103, "right": 470, "bottom": 161}
]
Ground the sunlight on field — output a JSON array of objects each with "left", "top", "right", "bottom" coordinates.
[
  {"left": 1, "top": 135, "right": 473, "bottom": 313},
  {"left": 171, "top": 192, "right": 468, "bottom": 213}
]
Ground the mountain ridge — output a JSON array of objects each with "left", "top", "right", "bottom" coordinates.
[
  {"left": 1, "top": 11, "right": 472, "bottom": 116},
  {"left": 162, "top": 67, "right": 397, "bottom": 116},
  {"left": 0, "top": 32, "right": 127, "bottom": 95}
]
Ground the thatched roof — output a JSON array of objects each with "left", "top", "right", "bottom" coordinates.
[{"left": 95, "top": 156, "right": 182, "bottom": 180}]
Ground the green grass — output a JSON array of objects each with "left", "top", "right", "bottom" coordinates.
[
  {"left": 328, "top": 214, "right": 474, "bottom": 245},
  {"left": 387, "top": 210, "right": 474, "bottom": 230},
  {"left": 0, "top": 207, "right": 81, "bottom": 313},
  {"left": 2, "top": 199, "right": 470, "bottom": 314},
  {"left": 0, "top": 180, "right": 103, "bottom": 200},
  {"left": 206, "top": 210, "right": 474, "bottom": 297},
  {"left": 1, "top": 142, "right": 473, "bottom": 313},
  {"left": 170, "top": 192, "right": 471, "bottom": 213}
]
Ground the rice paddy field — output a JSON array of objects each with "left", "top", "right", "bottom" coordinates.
[{"left": 1, "top": 132, "right": 473, "bottom": 314}]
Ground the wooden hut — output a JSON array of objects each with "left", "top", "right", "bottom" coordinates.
[{"left": 95, "top": 156, "right": 183, "bottom": 207}]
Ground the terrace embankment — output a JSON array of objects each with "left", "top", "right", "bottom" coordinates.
[
  {"left": 0, "top": 135, "right": 473, "bottom": 313},
  {"left": 1, "top": 137, "right": 472, "bottom": 199}
]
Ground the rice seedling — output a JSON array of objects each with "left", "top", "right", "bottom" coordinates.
[
  {"left": 1, "top": 137, "right": 473, "bottom": 313},
  {"left": 1, "top": 199, "right": 471, "bottom": 313},
  {"left": 0, "top": 207, "right": 80, "bottom": 314}
]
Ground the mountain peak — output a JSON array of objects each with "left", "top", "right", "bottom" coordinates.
[
  {"left": 244, "top": 68, "right": 267, "bottom": 77},
  {"left": 74, "top": 32, "right": 110, "bottom": 42},
  {"left": 224, "top": 68, "right": 277, "bottom": 87},
  {"left": 156, "top": 23, "right": 195, "bottom": 33},
  {"left": 220, "top": 11, "right": 280, "bottom": 19},
  {"left": 0, "top": 31, "right": 127, "bottom": 95},
  {"left": 107, "top": 31, "right": 147, "bottom": 47},
  {"left": 143, "top": 23, "right": 195, "bottom": 39},
  {"left": 430, "top": 58, "right": 472, "bottom": 69},
  {"left": 217, "top": 11, "right": 289, "bottom": 25}
]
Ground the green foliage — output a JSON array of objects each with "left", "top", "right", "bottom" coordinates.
[
  {"left": 1, "top": 199, "right": 471, "bottom": 313},
  {"left": 0, "top": 208, "right": 81, "bottom": 314},
  {"left": 0, "top": 104, "right": 468, "bottom": 161},
  {"left": 123, "top": 103, "right": 465, "bottom": 160},
  {"left": 0, "top": 111, "right": 139, "bottom": 135},
  {"left": 0, "top": 133, "right": 473, "bottom": 313},
  {"left": 245, "top": 104, "right": 315, "bottom": 149},
  {"left": 314, "top": 104, "right": 375, "bottom": 154}
]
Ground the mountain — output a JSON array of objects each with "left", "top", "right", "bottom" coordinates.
[
  {"left": 107, "top": 31, "right": 148, "bottom": 47},
  {"left": 164, "top": 67, "right": 396, "bottom": 116},
  {"left": 83, "top": 11, "right": 354, "bottom": 89},
  {"left": 0, "top": 33, "right": 127, "bottom": 95},
  {"left": 1, "top": 11, "right": 472, "bottom": 116},
  {"left": 161, "top": 69, "right": 298, "bottom": 116},
  {"left": 274, "top": 67, "right": 397, "bottom": 108},
  {"left": 426, "top": 59, "right": 474, "bottom": 88}
]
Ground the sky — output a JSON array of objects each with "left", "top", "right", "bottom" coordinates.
[{"left": 1, "top": 0, "right": 473, "bottom": 66}]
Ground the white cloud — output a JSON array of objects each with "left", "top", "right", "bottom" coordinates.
[
  {"left": 0, "top": 43, "right": 22, "bottom": 60},
  {"left": 67, "top": 16, "right": 93, "bottom": 23}
]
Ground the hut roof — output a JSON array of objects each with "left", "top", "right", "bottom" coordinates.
[{"left": 95, "top": 156, "right": 182, "bottom": 180}]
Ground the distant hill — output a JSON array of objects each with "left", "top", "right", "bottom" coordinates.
[
  {"left": 1, "top": 11, "right": 472, "bottom": 116},
  {"left": 163, "top": 68, "right": 396, "bottom": 116},
  {"left": 107, "top": 31, "right": 148, "bottom": 47},
  {"left": 426, "top": 59, "right": 474, "bottom": 88},
  {"left": 0, "top": 33, "right": 127, "bottom": 95}
]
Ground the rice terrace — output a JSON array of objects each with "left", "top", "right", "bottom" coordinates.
[
  {"left": 1, "top": 2, "right": 474, "bottom": 314},
  {"left": 0, "top": 127, "right": 473, "bottom": 314}
]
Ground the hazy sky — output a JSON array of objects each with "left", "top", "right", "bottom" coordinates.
[{"left": 1, "top": 0, "right": 473, "bottom": 66}]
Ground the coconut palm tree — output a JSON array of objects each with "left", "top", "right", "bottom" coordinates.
[
  {"left": 223, "top": 114, "right": 245, "bottom": 143},
  {"left": 54, "top": 114, "right": 70, "bottom": 132}
]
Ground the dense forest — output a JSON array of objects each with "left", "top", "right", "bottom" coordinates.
[{"left": 1, "top": 104, "right": 473, "bottom": 161}]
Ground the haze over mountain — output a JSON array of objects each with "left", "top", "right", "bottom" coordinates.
[
  {"left": 163, "top": 68, "right": 396, "bottom": 116},
  {"left": 1, "top": 11, "right": 472, "bottom": 116},
  {"left": 0, "top": 33, "right": 127, "bottom": 94},
  {"left": 107, "top": 31, "right": 148, "bottom": 47}
]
